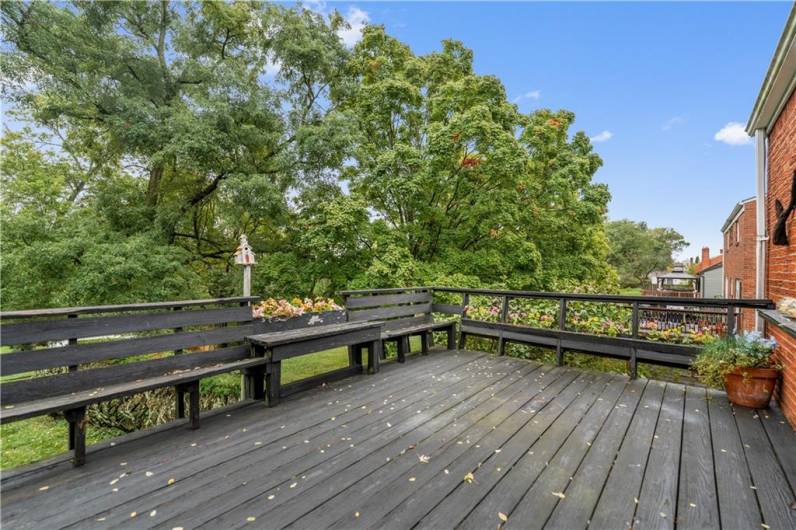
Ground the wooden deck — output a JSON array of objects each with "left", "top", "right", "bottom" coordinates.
[{"left": 2, "top": 350, "right": 794, "bottom": 529}]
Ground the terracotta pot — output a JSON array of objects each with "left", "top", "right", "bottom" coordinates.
[{"left": 723, "top": 367, "right": 779, "bottom": 409}]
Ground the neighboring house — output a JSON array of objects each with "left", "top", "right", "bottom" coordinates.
[
  {"left": 746, "top": 4, "right": 796, "bottom": 426},
  {"left": 721, "top": 197, "right": 757, "bottom": 332},
  {"left": 693, "top": 247, "right": 723, "bottom": 298}
]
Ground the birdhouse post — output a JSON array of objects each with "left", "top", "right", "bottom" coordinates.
[{"left": 234, "top": 235, "right": 256, "bottom": 297}]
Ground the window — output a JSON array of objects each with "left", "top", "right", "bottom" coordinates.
[{"left": 735, "top": 279, "right": 742, "bottom": 299}]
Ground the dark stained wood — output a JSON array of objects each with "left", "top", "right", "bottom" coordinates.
[
  {"left": 504, "top": 377, "right": 640, "bottom": 530},
  {"left": 734, "top": 406, "right": 796, "bottom": 529},
  {"left": 543, "top": 378, "right": 648, "bottom": 529},
  {"left": 244, "top": 321, "right": 382, "bottom": 349},
  {"left": 1, "top": 323, "right": 257, "bottom": 375},
  {"left": 0, "top": 296, "right": 259, "bottom": 319},
  {"left": 707, "top": 388, "right": 765, "bottom": 530},
  {"left": 759, "top": 401, "right": 796, "bottom": 491},
  {"left": 345, "top": 291, "right": 431, "bottom": 309},
  {"left": 0, "top": 305, "right": 253, "bottom": 345},
  {"left": 0, "top": 357, "right": 269, "bottom": 423},
  {"left": 1, "top": 352, "right": 794, "bottom": 530},
  {"left": 1, "top": 345, "right": 251, "bottom": 404},
  {"left": 431, "top": 303, "right": 463, "bottom": 315},
  {"left": 348, "top": 302, "right": 433, "bottom": 322},
  {"left": 676, "top": 386, "right": 720, "bottom": 530},
  {"left": 589, "top": 380, "right": 667, "bottom": 528},
  {"left": 634, "top": 382, "right": 685, "bottom": 527},
  {"left": 461, "top": 318, "right": 699, "bottom": 369}
]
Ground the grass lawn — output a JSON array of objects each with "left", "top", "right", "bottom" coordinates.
[
  {"left": 619, "top": 287, "right": 642, "bottom": 295},
  {"left": 1, "top": 338, "right": 422, "bottom": 470}
]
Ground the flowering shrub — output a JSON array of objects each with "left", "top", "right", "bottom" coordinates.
[
  {"left": 252, "top": 297, "right": 343, "bottom": 320},
  {"left": 692, "top": 331, "right": 779, "bottom": 388},
  {"left": 462, "top": 296, "right": 723, "bottom": 344}
]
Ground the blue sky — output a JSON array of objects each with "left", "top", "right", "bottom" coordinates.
[{"left": 328, "top": 1, "right": 792, "bottom": 260}]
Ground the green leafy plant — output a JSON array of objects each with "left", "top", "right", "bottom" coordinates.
[{"left": 692, "top": 332, "right": 779, "bottom": 388}]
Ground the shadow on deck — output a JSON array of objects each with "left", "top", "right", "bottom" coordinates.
[{"left": 2, "top": 350, "right": 794, "bottom": 529}]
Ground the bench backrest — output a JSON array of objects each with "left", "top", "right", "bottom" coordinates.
[
  {"left": 0, "top": 297, "right": 259, "bottom": 404},
  {"left": 342, "top": 288, "right": 433, "bottom": 331}
]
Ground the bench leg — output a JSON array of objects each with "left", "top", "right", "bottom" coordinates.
[
  {"left": 266, "top": 360, "right": 282, "bottom": 407},
  {"left": 396, "top": 336, "right": 408, "bottom": 363},
  {"left": 420, "top": 332, "right": 429, "bottom": 355},
  {"left": 65, "top": 407, "right": 87, "bottom": 467},
  {"left": 629, "top": 348, "right": 638, "bottom": 379},
  {"left": 447, "top": 324, "right": 456, "bottom": 350},
  {"left": 457, "top": 326, "right": 467, "bottom": 350},
  {"left": 368, "top": 340, "right": 381, "bottom": 374},
  {"left": 348, "top": 345, "right": 364, "bottom": 373},
  {"left": 498, "top": 336, "right": 507, "bottom": 356},
  {"left": 176, "top": 387, "right": 186, "bottom": 419},
  {"left": 243, "top": 367, "right": 266, "bottom": 400}
]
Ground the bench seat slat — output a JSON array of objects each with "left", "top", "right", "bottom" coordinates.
[
  {"left": 382, "top": 320, "right": 454, "bottom": 339},
  {"left": 0, "top": 357, "right": 269, "bottom": 424},
  {"left": 247, "top": 321, "right": 381, "bottom": 348},
  {"left": 1, "top": 306, "right": 253, "bottom": 345},
  {"left": 1, "top": 324, "right": 257, "bottom": 376},
  {"left": 1, "top": 345, "right": 252, "bottom": 405}
]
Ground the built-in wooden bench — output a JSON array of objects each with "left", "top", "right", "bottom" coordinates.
[
  {"left": 247, "top": 321, "right": 383, "bottom": 407},
  {"left": 341, "top": 288, "right": 456, "bottom": 362},
  {"left": 0, "top": 297, "right": 262, "bottom": 466}
]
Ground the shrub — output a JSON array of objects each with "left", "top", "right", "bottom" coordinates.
[{"left": 691, "top": 332, "right": 778, "bottom": 388}]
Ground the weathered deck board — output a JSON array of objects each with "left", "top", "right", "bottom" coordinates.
[{"left": 1, "top": 350, "right": 794, "bottom": 530}]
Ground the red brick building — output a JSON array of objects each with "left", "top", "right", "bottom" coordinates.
[
  {"left": 747, "top": 5, "right": 796, "bottom": 426},
  {"left": 721, "top": 197, "right": 757, "bottom": 332}
]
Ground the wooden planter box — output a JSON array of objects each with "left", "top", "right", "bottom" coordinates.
[{"left": 255, "top": 310, "right": 347, "bottom": 333}]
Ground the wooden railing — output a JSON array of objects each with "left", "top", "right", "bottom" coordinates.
[{"left": 429, "top": 287, "right": 774, "bottom": 377}]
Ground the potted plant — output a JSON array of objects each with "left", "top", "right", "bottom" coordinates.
[{"left": 692, "top": 331, "right": 780, "bottom": 408}]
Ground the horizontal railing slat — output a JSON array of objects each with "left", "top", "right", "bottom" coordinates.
[
  {"left": 345, "top": 292, "right": 432, "bottom": 309},
  {"left": 460, "top": 319, "right": 700, "bottom": 367},
  {"left": 433, "top": 287, "right": 774, "bottom": 309},
  {"left": 1, "top": 306, "right": 253, "bottom": 346},
  {"left": 348, "top": 302, "right": 433, "bottom": 322},
  {"left": 432, "top": 303, "right": 464, "bottom": 315},
  {"left": 0, "top": 297, "right": 259, "bottom": 320},
  {"left": 1, "top": 324, "right": 257, "bottom": 375},
  {"left": 1, "top": 345, "right": 251, "bottom": 404}
]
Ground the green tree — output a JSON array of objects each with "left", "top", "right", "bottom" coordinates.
[
  {"left": 606, "top": 219, "right": 688, "bottom": 287},
  {"left": 341, "top": 26, "right": 613, "bottom": 289}
]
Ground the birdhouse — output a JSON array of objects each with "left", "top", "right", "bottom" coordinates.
[{"left": 234, "top": 235, "right": 256, "bottom": 266}]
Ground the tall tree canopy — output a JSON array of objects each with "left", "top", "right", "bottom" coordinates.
[
  {"left": 2, "top": 1, "right": 616, "bottom": 309},
  {"left": 605, "top": 219, "right": 688, "bottom": 287}
]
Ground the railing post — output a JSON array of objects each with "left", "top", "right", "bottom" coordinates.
[
  {"left": 629, "top": 301, "right": 639, "bottom": 379},
  {"left": 498, "top": 296, "right": 510, "bottom": 355},
  {"left": 458, "top": 293, "right": 470, "bottom": 350},
  {"left": 556, "top": 298, "right": 567, "bottom": 366},
  {"left": 67, "top": 313, "right": 78, "bottom": 372},
  {"left": 726, "top": 305, "right": 737, "bottom": 336}
]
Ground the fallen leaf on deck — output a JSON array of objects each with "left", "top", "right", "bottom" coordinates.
[
  {"left": 498, "top": 512, "right": 508, "bottom": 522},
  {"left": 552, "top": 492, "right": 566, "bottom": 499},
  {"left": 464, "top": 472, "right": 474, "bottom": 483}
]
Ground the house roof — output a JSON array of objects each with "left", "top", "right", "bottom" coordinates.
[
  {"left": 747, "top": 5, "right": 796, "bottom": 133},
  {"left": 697, "top": 260, "right": 723, "bottom": 275},
  {"left": 720, "top": 196, "right": 755, "bottom": 233},
  {"left": 658, "top": 270, "right": 698, "bottom": 280},
  {"left": 693, "top": 253, "right": 723, "bottom": 274}
]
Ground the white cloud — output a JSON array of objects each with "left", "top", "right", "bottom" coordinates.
[
  {"left": 590, "top": 130, "right": 613, "bottom": 143},
  {"left": 512, "top": 90, "right": 541, "bottom": 103},
  {"left": 338, "top": 7, "right": 369, "bottom": 47},
  {"left": 714, "top": 122, "right": 751, "bottom": 145},
  {"left": 662, "top": 115, "right": 686, "bottom": 131}
]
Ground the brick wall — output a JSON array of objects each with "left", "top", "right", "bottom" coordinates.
[
  {"left": 722, "top": 200, "right": 756, "bottom": 332},
  {"left": 765, "top": 88, "right": 796, "bottom": 426}
]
